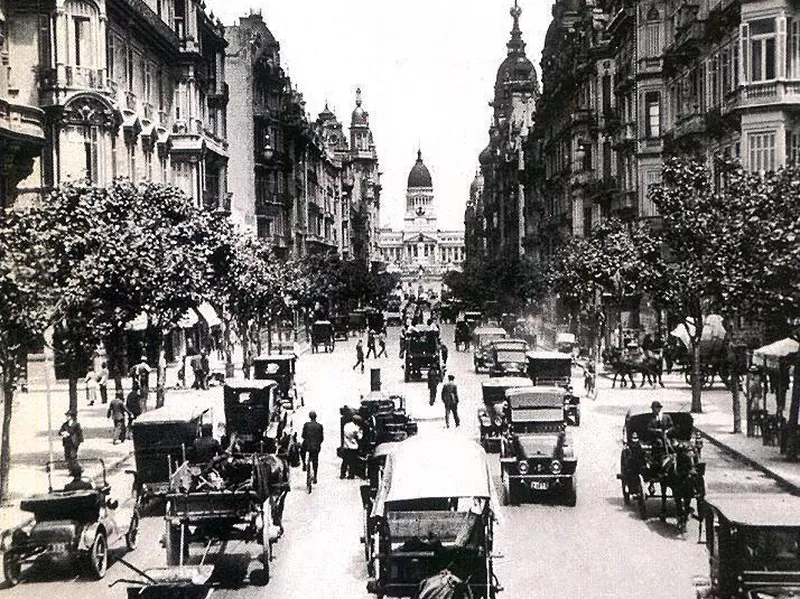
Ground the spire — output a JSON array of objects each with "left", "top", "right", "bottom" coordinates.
[
  {"left": 507, "top": 0, "right": 526, "bottom": 56},
  {"left": 417, "top": 148, "right": 422, "bottom": 162},
  {"left": 355, "top": 87, "right": 362, "bottom": 108}
]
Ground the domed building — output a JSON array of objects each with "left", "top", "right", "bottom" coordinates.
[{"left": 378, "top": 151, "right": 465, "bottom": 296}]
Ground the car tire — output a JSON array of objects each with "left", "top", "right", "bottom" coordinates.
[
  {"left": 85, "top": 531, "right": 108, "bottom": 580},
  {"left": 126, "top": 510, "right": 140, "bottom": 551},
  {"left": 564, "top": 479, "right": 577, "bottom": 507},
  {"left": 2, "top": 552, "right": 21, "bottom": 587}
]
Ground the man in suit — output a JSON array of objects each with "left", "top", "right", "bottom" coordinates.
[
  {"left": 301, "top": 411, "right": 324, "bottom": 484},
  {"left": 107, "top": 394, "right": 133, "bottom": 444},
  {"left": 59, "top": 409, "right": 84, "bottom": 463},
  {"left": 441, "top": 374, "right": 460, "bottom": 428},
  {"left": 647, "top": 400, "right": 675, "bottom": 467}
]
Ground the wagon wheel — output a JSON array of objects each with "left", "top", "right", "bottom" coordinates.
[
  {"left": 2, "top": 552, "right": 21, "bottom": 587},
  {"left": 84, "top": 531, "right": 108, "bottom": 579},
  {"left": 125, "top": 509, "right": 140, "bottom": 551},
  {"left": 165, "top": 520, "right": 182, "bottom": 566}
]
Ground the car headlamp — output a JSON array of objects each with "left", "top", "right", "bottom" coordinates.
[
  {"left": 492, "top": 415, "right": 503, "bottom": 427},
  {"left": 517, "top": 461, "right": 529, "bottom": 474},
  {"left": 550, "top": 460, "right": 562, "bottom": 474}
]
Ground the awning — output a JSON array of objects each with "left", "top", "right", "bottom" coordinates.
[
  {"left": 753, "top": 338, "right": 799, "bottom": 369},
  {"left": 670, "top": 314, "right": 726, "bottom": 350},
  {"left": 195, "top": 302, "right": 221, "bottom": 327},
  {"left": 178, "top": 309, "right": 199, "bottom": 328},
  {"left": 125, "top": 312, "right": 149, "bottom": 331}
]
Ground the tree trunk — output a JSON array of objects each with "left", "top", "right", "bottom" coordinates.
[
  {"left": 68, "top": 361, "right": 79, "bottom": 413},
  {"left": 223, "top": 316, "right": 234, "bottom": 378},
  {"left": 785, "top": 351, "right": 800, "bottom": 461},
  {"left": 691, "top": 340, "right": 703, "bottom": 413},
  {"left": 106, "top": 329, "right": 125, "bottom": 400},
  {"left": 155, "top": 333, "right": 166, "bottom": 409},
  {"left": 240, "top": 325, "right": 251, "bottom": 379},
  {"left": 731, "top": 365, "right": 742, "bottom": 434},
  {"left": 0, "top": 359, "right": 16, "bottom": 502}
]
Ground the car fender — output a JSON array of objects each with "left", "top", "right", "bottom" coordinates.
[{"left": 79, "top": 522, "right": 106, "bottom": 550}]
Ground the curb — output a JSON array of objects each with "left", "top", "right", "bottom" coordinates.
[{"left": 694, "top": 426, "right": 800, "bottom": 497}]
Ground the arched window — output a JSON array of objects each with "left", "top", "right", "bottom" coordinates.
[{"left": 65, "top": 0, "right": 99, "bottom": 69}]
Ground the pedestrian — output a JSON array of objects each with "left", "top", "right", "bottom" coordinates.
[
  {"left": 440, "top": 343, "right": 449, "bottom": 368},
  {"left": 107, "top": 394, "right": 133, "bottom": 444},
  {"left": 427, "top": 364, "right": 440, "bottom": 406},
  {"left": 98, "top": 361, "right": 109, "bottom": 404},
  {"left": 366, "top": 330, "right": 377, "bottom": 359},
  {"left": 59, "top": 409, "right": 84, "bottom": 463},
  {"left": 301, "top": 410, "right": 324, "bottom": 484},
  {"left": 441, "top": 374, "right": 460, "bottom": 428},
  {"left": 399, "top": 325, "right": 408, "bottom": 358},
  {"left": 85, "top": 366, "right": 98, "bottom": 406},
  {"left": 200, "top": 350, "right": 210, "bottom": 390},
  {"left": 125, "top": 388, "right": 142, "bottom": 421},
  {"left": 376, "top": 330, "right": 387, "bottom": 358},
  {"left": 353, "top": 339, "right": 365, "bottom": 373},
  {"left": 340, "top": 415, "right": 363, "bottom": 479},
  {"left": 130, "top": 357, "right": 151, "bottom": 412}
]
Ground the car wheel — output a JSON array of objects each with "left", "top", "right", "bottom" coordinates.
[
  {"left": 126, "top": 510, "right": 140, "bottom": 551},
  {"left": 2, "top": 552, "right": 21, "bottom": 587},
  {"left": 85, "top": 531, "right": 108, "bottom": 579}
]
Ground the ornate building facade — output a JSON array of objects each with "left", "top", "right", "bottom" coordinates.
[
  {"left": 378, "top": 151, "right": 465, "bottom": 295},
  {"left": 3, "top": 0, "right": 230, "bottom": 211},
  {"left": 466, "top": 1, "right": 540, "bottom": 266}
]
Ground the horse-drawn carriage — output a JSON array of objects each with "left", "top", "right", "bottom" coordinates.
[
  {"left": 131, "top": 404, "right": 210, "bottom": 504},
  {"left": 363, "top": 434, "right": 502, "bottom": 599},
  {"left": 404, "top": 325, "right": 441, "bottom": 382},
  {"left": 1, "top": 459, "right": 139, "bottom": 587},
  {"left": 311, "top": 320, "right": 335, "bottom": 353},
  {"left": 499, "top": 387, "right": 577, "bottom": 506},
  {"left": 253, "top": 353, "right": 303, "bottom": 409},
  {"left": 332, "top": 315, "right": 350, "bottom": 341},
  {"left": 694, "top": 493, "right": 800, "bottom": 599},
  {"left": 670, "top": 315, "right": 731, "bottom": 388},
  {"left": 222, "top": 379, "right": 285, "bottom": 453},
  {"left": 617, "top": 410, "right": 705, "bottom": 532}
]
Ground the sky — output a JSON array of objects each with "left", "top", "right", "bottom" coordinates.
[{"left": 205, "top": 0, "right": 555, "bottom": 230}]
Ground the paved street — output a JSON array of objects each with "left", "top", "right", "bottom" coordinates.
[{"left": 1, "top": 324, "right": 785, "bottom": 598}]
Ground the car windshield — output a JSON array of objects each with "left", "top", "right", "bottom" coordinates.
[
  {"left": 409, "top": 337, "right": 437, "bottom": 353},
  {"left": 742, "top": 527, "right": 800, "bottom": 571},
  {"left": 531, "top": 360, "right": 571, "bottom": 378}
]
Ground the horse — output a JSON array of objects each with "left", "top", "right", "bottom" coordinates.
[
  {"left": 605, "top": 347, "right": 663, "bottom": 389},
  {"left": 653, "top": 440, "right": 705, "bottom": 533}
]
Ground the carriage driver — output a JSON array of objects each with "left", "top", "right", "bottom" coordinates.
[{"left": 647, "top": 400, "right": 675, "bottom": 465}]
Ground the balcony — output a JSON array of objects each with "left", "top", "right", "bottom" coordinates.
[
  {"left": 673, "top": 110, "right": 706, "bottom": 138},
  {"left": 639, "top": 136, "right": 663, "bottom": 154},
  {"left": 38, "top": 66, "right": 106, "bottom": 92},
  {"left": 207, "top": 81, "right": 229, "bottom": 108},
  {"left": 737, "top": 80, "right": 800, "bottom": 109},
  {"left": 0, "top": 99, "right": 46, "bottom": 144}
]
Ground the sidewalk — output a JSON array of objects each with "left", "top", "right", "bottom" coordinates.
[{"left": 600, "top": 368, "right": 800, "bottom": 495}]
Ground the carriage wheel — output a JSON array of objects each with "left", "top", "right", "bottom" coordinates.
[{"left": 2, "top": 552, "right": 21, "bottom": 587}]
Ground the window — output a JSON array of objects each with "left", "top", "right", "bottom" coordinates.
[
  {"left": 788, "top": 131, "right": 800, "bottom": 164},
  {"left": 144, "top": 62, "right": 152, "bottom": 104},
  {"left": 645, "top": 91, "right": 660, "bottom": 138},
  {"left": 707, "top": 55, "right": 719, "bottom": 108},
  {"left": 83, "top": 127, "right": 99, "bottom": 183},
  {"left": 125, "top": 46, "right": 134, "bottom": 89},
  {"left": 73, "top": 17, "right": 90, "bottom": 66},
  {"left": 257, "top": 218, "right": 272, "bottom": 239},
  {"left": 107, "top": 35, "right": 115, "bottom": 78},
  {"left": 144, "top": 150, "right": 153, "bottom": 181},
  {"left": 748, "top": 19, "right": 777, "bottom": 81},
  {"left": 583, "top": 206, "right": 592, "bottom": 238},
  {"left": 790, "top": 19, "right": 800, "bottom": 78},
  {"left": 644, "top": 6, "right": 660, "bottom": 58},
  {"left": 749, "top": 131, "right": 776, "bottom": 172},
  {"left": 127, "top": 143, "right": 136, "bottom": 179}
]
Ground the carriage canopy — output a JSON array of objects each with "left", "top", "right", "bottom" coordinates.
[
  {"left": 624, "top": 410, "right": 694, "bottom": 443},
  {"left": 372, "top": 434, "right": 499, "bottom": 517}
]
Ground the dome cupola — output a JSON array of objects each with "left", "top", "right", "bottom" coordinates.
[
  {"left": 351, "top": 87, "right": 369, "bottom": 127},
  {"left": 407, "top": 149, "right": 433, "bottom": 188}
]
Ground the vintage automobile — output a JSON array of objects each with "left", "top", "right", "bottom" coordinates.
[
  {"left": 618, "top": 410, "right": 704, "bottom": 525},
  {"left": 253, "top": 353, "right": 303, "bottom": 409},
  {"left": 499, "top": 387, "right": 577, "bottom": 506},
  {"left": 131, "top": 404, "right": 210, "bottom": 503},
  {"left": 222, "top": 379, "right": 282, "bottom": 453},
  {"left": 366, "top": 308, "right": 385, "bottom": 333},
  {"left": 0, "top": 459, "right": 139, "bottom": 586},
  {"left": 555, "top": 332, "right": 577, "bottom": 354},
  {"left": 332, "top": 314, "right": 350, "bottom": 341},
  {"left": 163, "top": 454, "right": 278, "bottom": 586},
  {"left": 363, "top": 434, "right": 502, "bottom": 599},
  {"left": 527, "top": 351, "right": 581, "bottom": 426},
  {"left": 403, "top": 325, "right": 441, "bottom": 382},
  {"left": 694, "top": 493, "right": 800, "bottom": 599},
  {"left": 472, "top": 327, "right": 509, "bottom": 373},
  {"left": 478, "top": 377, "right": 533, "bottom": 452},
  {"left": 500, "top": 313, "right": 519, "bottom": 336},
  {"left": 311, "top": 320, "right": 335, "bottom": 353},
  {"left": 348, "top": 310, "right": 368, "bottom": 336},
  {"left": 384, "top": 299, "right": 403, "bottom": 326},
  {"left": 463, "top": 310, "right": 483, "bottom": 333},
  {"left": 488, "top": 339, "right": 529, "bottom": 377}
]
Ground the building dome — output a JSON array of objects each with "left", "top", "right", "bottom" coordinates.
[
  {"left": 351, "top": 87, "right": 369, "bottom": 127},
  {"left": 470, "top": 169, "right": 484, "bottom": 195},
  {"left": 494, "top": 1, "right": 537, "bottom": 97},
  {"left": 407, "top": 150, "right": 432, "bottom": 188},
  {"left": 478, "top": 144, "right": 493, "bottom": 166}
]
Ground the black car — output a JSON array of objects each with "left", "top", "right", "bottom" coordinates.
[
  {"left": 403, "top": 325, "right": 441, "bottom": 382},
  {"left": 253, "top": 353, "right": 303, "bottom": 409},
  {"left": 478, "top": 377, "right": 532, "bottom": 452},
  {"left": 488, "top": 339, "right": 529, "bottom": 377},
  {"left": 527, "top": 351, "right": 580, "bottom": 426}
]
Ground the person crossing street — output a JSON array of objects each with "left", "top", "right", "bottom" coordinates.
[
  {"left": 366, "top": 330, "right": 377, "bottom": 359},
  {"left": 441, "top": 374, "right": 460, "bottom": 428},
  {"left": 353, "top": 339, "right": 365, "bottom": 373},
  {"left": 427, "top": 364, "right": 441, "bottom": 406}
]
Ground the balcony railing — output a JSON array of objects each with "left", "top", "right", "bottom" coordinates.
[
  {"left": 65, "top": 66, "right": 105, "bottom": 90},
  {"left": 125, "top": 91, "right": 137, "bottom": 111},
  {"left": 738, "top": 80, "right": 800, "bottom": 107},
  {"left": 143, "top": 103, "right": 154, "bottom": 121}
]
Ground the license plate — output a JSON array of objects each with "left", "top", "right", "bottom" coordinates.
[
  {"left": 48, "top": 542, "right": 70, "bottom": 552},
  {"left": 530, "top": 481, "right": 548, "bottom": 491}
]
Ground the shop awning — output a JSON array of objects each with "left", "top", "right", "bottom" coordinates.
[
  {"left": 125, "top": 312, "right": 149, "bottom": 331},
  {"left": 195, "top": 302, "right": 221, "bottom": 327},
  {"left": 178, "top": 309, "right": 199, "bottom": 328},
  {"left": 753, "top": 338, "right": 799, "bottom": 367}
]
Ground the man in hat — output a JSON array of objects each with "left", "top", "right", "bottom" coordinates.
[
  {"left": 647, "top": 400, "right": 674, "bottom": 465},
  {"left": 63, "top": 462, "right": 93, "bottom": 491},
  {"left": 59, "top": 409, "right": 84, "bottom": 463},
  {"left": 441, "top": 374, "right": 461, "bottom": 428},
  {"left": 301, "top": 411, "right": 324, "bottom": 484}
]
